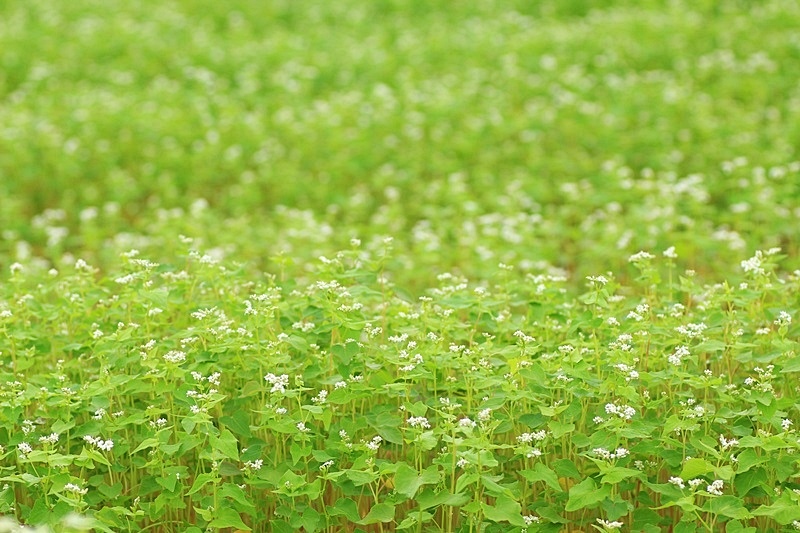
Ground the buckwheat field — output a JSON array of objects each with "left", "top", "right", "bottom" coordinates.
[{"left": 2, "top": 1, "right": 800, "bottom": 532}]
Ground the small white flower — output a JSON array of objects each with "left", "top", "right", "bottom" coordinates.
[
  {"left": 244, "top": 459, "right": 263, "bottom": 471},
  {"left": 706, "top": 479, "right": 724, "bottom": 496},
  {"left": 458, "top": 417, "right": 476, "bottom": 428},
  {"left": 668, "top": 476, "right": 686, "bottom": 489},
  {"left": 775, "top": 311, "right": 792, "bottom": 327},
  {"left": 407, "top": 416, "right": 431, "bottom": 429},
  {"left": 782, "top": 419, "right": 793, "bottom": 431},
  {"left": 596, "top": 518, "right": 623, "bottom": 530},
  {"left": 64, "top": 483, "right": 88, "bottom": 495},
  {"left": 719, "top": 435, "right": 739, "bottom": 450},
  {"left": 38, "top": 433, "right": 59, "bottom": 445},
  {"left": 523, "top": 515, "right": 541, "bottom": 525},
  {"left": 163, "top": 350, "right": 186, "bottom": 364},
  {"left": 628, "top": 251, "right": 655, "bottom": 263}
]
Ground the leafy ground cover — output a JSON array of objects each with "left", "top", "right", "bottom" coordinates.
[{"left": 1, "top": 0, "right": 800, "bottom": 531}]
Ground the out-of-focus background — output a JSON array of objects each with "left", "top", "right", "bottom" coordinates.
[{"left": 2, "top": 0, "right": 799, "bottom": 288}]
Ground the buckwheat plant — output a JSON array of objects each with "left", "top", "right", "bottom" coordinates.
[{"left": 3, "top": 0, "right": 800, "bottom": 531}]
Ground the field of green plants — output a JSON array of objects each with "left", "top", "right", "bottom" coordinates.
[{"left": 2, "top": 0, "right": 800, "bottom": 531}]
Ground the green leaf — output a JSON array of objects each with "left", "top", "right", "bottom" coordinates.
[
  {"left": 752, "top": 491, "right": 800, "bottom": 524},
  {"left": 394, "top": 463, "right": 423, "bottom": 499},
  {"left": 300, "top": 506, "right": 321, "bottom": 533},
  {"left": 220, "top": 411, "right": 252, "bottom": 438},
  {"left": 208, "top": 507, "right": 251, "bottom": 531},
  {"left": 601, "top": 466, "right": 643, "bottom": 485},
  {"left": 132, "top": 438, "right": 160, "bottom": 455},
  {"left": 358, "top": 503, "right": 395, "bottom": 525},
  {"left": 735, "top": 449, "right": 768, "bottom": 473},
  {"left": 481, "top": 495, "right": 525, "bottom": 526},
  {"left": 220, "top": 483, "right": 256, "bottom": 514},
  {"left": 674, "top": 522, "right": 697, "bottom": 533},
  {"left": 188, "top": 473, "right": 216, "bottom": 495},
  {"left": 725, "top": 520, "right": 757, "bottom": 533},
  {"left": 708, "top": 495, "right": 750, "bottom": 519},
  {"left": 680, "top": 458, "right": 715, "bottom": 480},
  {"left": 520, "top": 463, "right": 562, "bottom": 493},
  {"left": 553, "top": 458, "right": 581, "bottom": 479},
  {"left": 734, "top": 468, "right": 766, "bottom": 498},
  {"left": 565, "top": 477, "right": 610, "bottom": 512},
  {"left": 547, "top": 420, "right": 575, "bottom": 439},
  {"left": 329, "top": 498, "right": 361, "bottom": 523},
  {"left": 210, "top": 429, "right": 239, "bottom": 461},
  {"left": 28, "top": 498, "right": 50, "bottom": 525},
  {"left": 156, "top": 474, "right": 177, "bottom": 493}
]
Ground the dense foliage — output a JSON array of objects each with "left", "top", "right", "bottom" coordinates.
[{"left": 1, "top": 0, "right": 800, "bottom": 531}]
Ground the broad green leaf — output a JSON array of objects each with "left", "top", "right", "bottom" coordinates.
[
  {"left": 565, "top": 477, "right": 609, "bottom": 512},
  {"left": 707, "top": 495, "right": 750, "bottom": 519},
  {"left": 680, "top": 458, "right": 715, "bottom": 480},
  {"left": 752, "top": 491, "right": 800, "bottom": 524},
  {"left": 394, "top": 463, "right": 423, "bottom": 499},
  {"left": 210, "top": 429, "right": 239, "bottom": 461},
  {"left": 208, "top": 507, "right": 251, "bottom": 531},
  {"left": 187, "top": 472, "right": 215, "bottom": 495},
  {"left": 328, "top": 498, "right": 361, "bottom": 523},
  {"left": 601, "top": 466, "right": 643, "bottom": 485},
  {"left": 358, "top": 503, "right": 395, "bottom": 525},
  {"left": 481, "top": 495, "right": 525, "bottom": 526},
  {"left": 520, "top": 463, "right": 562, "bottom": 492},
  {"left": 734, "top": 468, "right": 767, "bottom": 498},
  {"left": 219, "top": 411, "right": 252, "bottom": 438}
]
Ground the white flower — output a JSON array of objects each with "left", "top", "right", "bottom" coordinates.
[
  {"left": 523, "top": 515, "right": 541, "bottom": 525},
  {"left": 775, "top": 311, "right": 792, "bottom": 327},
  {"left": 18, "top": 442, "right": 32, "bottom": 455},
  {"left": 311, "top": 390, "right": 328, "bottom": 404},
  {"left": 458, "top": 417, "right": 476, "bottom": 428},
  {"left": 782, "top": 419, "right": 793, "bottom": 431},
  {"left": 365, "top": 436, "right": 382, "bottom": 452},
  {"left": 83, "top": 435, "right": 114, "bottom": 451},
  {"left": 663, "top": 246, "right": 678, "bottom": 259},
  {"left": 668, "top": 476, "right": 686, "bottom": 489},
  {"left": 407, "top": 416, "right": 431, "bottom": 429},
  {"left": 264, "top": 373, "right": 289, "bottom": 394},
  {"left": 628, "top": 251, "right": 655, "bottom": 263},
  {"left": 741, "top": 251, "right": 765, "bottom": 275},
  {"left": 64, "top": 483, "right": 88, "bottom": 495},
  {"left": 296, "top": 422, "right": 310, "bottom": 433},
  {"left": 163, "top": 350, "right": 186, "bottom": 364},
  {"left": 596, "top": 518, "right": 623, "bottom": 530},
  {"left": 38, "top": 433, "right": 59, "bottom": 445},
  {"left": 586, "top": 275, "right": 609, "bottom": 286},
  {"left": 244, "top": 459, "right": 263, "bottom": 471},
  {"left": 719, "top": 435, "right": 739, "bottom": 450},
  {"left": 706, "top": 479, "right": 724, "bottom": 496}
]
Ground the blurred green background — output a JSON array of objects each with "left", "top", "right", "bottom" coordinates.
[{"left": 2, "top": 0, "right": 799, "bottom": 287}]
